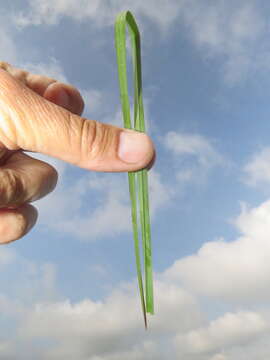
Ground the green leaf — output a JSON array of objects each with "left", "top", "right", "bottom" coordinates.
[{"left": 114, "top": 11, "right": 154, "bottom": 328}]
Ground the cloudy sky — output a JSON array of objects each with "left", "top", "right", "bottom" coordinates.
[{"left": 1, "top": 0, "right": 270, "bottom": 358}]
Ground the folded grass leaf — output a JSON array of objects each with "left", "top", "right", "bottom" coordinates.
[{"left": 114, "top": 10, "right": 154, "bottom": 328}]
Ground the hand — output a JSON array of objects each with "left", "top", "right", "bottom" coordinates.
[{"left": 0, "top": 62, "right": 155, "bottom": 244}]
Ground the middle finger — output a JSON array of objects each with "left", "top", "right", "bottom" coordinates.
[
  {"left": 0, "top": 151, "right": 58, "bottom": 208},
  {"left": 0, "top": 61, "right": 85, "bottom": 115}
]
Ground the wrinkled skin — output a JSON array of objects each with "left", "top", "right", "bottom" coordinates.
[{"left": 0, "top": 62, "right": 154, "bottom": 244}]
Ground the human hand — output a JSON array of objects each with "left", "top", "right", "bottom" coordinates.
[{"left": 0, "top": 62, "right": 154, "bottom": 244}]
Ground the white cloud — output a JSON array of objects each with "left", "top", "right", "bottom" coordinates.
[
  {"left": 164, "top": 131, "right": 222, "bottom": 168},
  {"left": 182, "top": 0, "right": 267, "bottom": 84},
  {"left": 57, "top": 175, "right": 131, "bottom": 239},
  {"left": 0, "top": 28, "right": 17, "bottom": 64},
  {"left": 210, "top": 355, "right": 227, "bottom": 360},
  {"left": 33, "top": 165, "right": 172, "bottom": 240},
  {"left": 0, "top": 246, "right": 17, "bottom": 266},
  {"left": 243, "top": 147, "right": 270, "bottom": 186},
  {"left": 0, "top": 11, "right": 22, "bottom": 66},
  {"left": 163, "top": 198, "right": 270, "bottom": 302},
  {"left": 149, "top": 170, "right": 175, "bottom": 214},
  {"left": 0, "top": 9, "right": 69, "bottom": 82},
  {"left": 14, "top": 262, "right": 58, "bottom": 306},
  {"left": 13, "top": 0, "right": 184, "bottom": 32},
  {"left": 2, "top": 246, "right": 270, "bottom": 360},
  {"left": 8, "top": 277, "right": 201, "bottom": 359},
  {"left": 0, "top": 246, "right": 205, "bottom": 360},
  {"left": 163, "top": 131, "right": 224, "bottom": 184},
  {"left": 86, "top": 341, "right": 160, "bottom": 360},
  {"left": 23, "top": 280, "right": 199, "bottom": 338},
  {"left": 2, "top": 239, "right": 270, "bottom": 359},
  {"left": 14, "top": 0, "right": 101, "bottom": 27},
  {"left": 184, "top": 2, "right": 263, "bottom": 54},
  {"left": 174, "top": 311, "right": 268, "bottom": 355},
  {"left": 0, "top": 1, "right": 264, "bottom": 94},
  {"left": 0, "top": 248, "right": 59, "bottom": 309},
  {"left": 13, "top": 0, "right": 270, "bottom": 85}
]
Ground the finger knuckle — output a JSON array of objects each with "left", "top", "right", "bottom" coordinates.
[
  {"left": 0, "top": 169, "right": 25, "bottom": 207},
  {"left": 80, "top": 119, "right": 117, "bottom": 164}
]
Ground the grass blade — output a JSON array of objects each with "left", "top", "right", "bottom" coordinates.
[
  {"left": 114, "top": 10, "right": 154, "bottom": 326},
  {"left": 128, "top": 172, "right": 147, "bottom": 328}
]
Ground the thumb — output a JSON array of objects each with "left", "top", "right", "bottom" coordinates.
[{"left": 0, "top": 69, "right": 154, "bottom": 172}]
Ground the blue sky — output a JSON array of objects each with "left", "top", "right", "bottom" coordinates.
[{"left": 1, "top": 0, "right": 270, "bottom": 358}]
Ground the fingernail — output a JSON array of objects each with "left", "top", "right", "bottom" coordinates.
[
  {"left": 118, "top": 130, "right": 151, "bottom": 164},
  {"left": 57, "top": 89, "right": 70, "bottom": 108}
]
